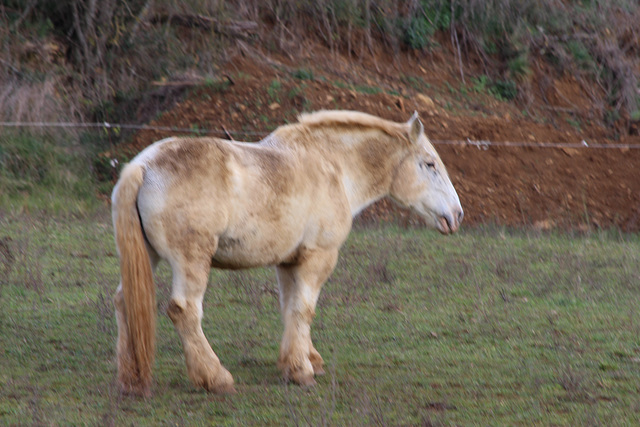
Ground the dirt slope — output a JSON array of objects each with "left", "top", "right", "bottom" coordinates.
[{"left": 123, "top": 42, "right": 640, "bottom": 231}]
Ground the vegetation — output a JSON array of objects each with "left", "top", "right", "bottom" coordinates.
[
  {"left": 1, "top": 1, "right": 638, "bottom": 128},
  {"left": 1, "top": 215, "right": 640, "bottom": 425},
  {"left": 1, "top": 3, "right": 639, "bottom": 421},
  {"left": 0, "top": 131, "right": 101, "bottom": 215},
  {"left": 1, "top": 3, "right": 639, "bottom": 424}
]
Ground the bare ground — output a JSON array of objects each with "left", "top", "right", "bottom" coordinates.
[{"left": 118, "top": 39, "right": 640, "bottom": 231}]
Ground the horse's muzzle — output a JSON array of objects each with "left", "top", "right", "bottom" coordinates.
[{"left": 438, "top": 209, "right": 463, "bottom": 234}]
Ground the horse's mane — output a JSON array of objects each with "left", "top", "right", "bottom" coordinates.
[{"left": 297, "top": 110, "right": 407, "bottom": 139}]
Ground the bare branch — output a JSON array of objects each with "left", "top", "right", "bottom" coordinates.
[{"left": 151, "top": 13, "right": 257, "bottom": 39}]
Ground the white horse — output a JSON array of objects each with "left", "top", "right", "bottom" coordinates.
[{"left": 111, "top": 110, "right": 463, "bottom": 396}]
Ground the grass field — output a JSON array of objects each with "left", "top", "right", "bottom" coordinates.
[{"left": 1, "top": 212, "right": 639, "bottom": 425}]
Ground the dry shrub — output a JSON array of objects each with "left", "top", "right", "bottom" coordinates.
[
  {"left": 0, "top": 26, "right": 84, "bottom": 127},
  {"left": 0, "top": 75, "right": 84, "bottom": 126},
  {"left": 589, "top": 7, "right": 640, "bottom": 122}
]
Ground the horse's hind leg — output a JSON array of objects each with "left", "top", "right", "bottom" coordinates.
[
  {"left": 166, "top": 259, "right": 235, "bottom": 393},
  {"left": 276, "top": 248, "right": 338, "bottom": 386}
]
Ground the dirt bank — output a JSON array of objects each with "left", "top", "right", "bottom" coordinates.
[{"left": 122, "top": 43, "right": 640, "bottom": 231}]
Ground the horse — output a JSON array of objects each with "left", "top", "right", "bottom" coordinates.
[{"left": 111, "top": 110, "right": 463, "bottom": 396}]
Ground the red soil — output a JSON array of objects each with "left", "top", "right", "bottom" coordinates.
[{"left": 123, "top": 41, "right": 640, "bottom": 231}]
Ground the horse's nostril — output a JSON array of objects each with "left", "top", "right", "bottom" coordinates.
[
  {"left": 457, "top": 210, "right": 464, "bottom": 224},
  {"left": 440, "top": 214, "right": 457, "bottom": 234}
]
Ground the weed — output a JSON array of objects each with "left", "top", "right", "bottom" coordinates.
[
  {"left": 445, "top": 82, "right": 456, "bottom": 94},
  {"left": 234, "top": 72, "right": 251, "bottom": 81},
  {"left": 566, "top": 40, "right": 595, "bottom": 72},
  {"left": 4, "top": 0, "right": 639, "bottom": 132},
  {"left": 490, "top": 79, "right": 518, "bottom": 101},
  {"left": 287, "top": 84, "right": 304, "bottom": 100},
  {"left": 333, "top": 80, "right": 349, "bottom": 90},
  {"left": 267, "top": 79, "right": 281, "bottom": 102},
  {"left": 353, "top": 85, "right": 382, "bottom": 95},
  {"left": 507, "top": 52, "right": 531, "bottom": 81},
  {"left": 204, "top": 79, "right": 231, "bottom": 92},
  {"left": 0, "top": 237, "right": 15, "bottom": 282},
  {"left": 471, "top": 75, "right": 490, "bottom": 94},
  {"left": 604, "top": 109, "right": 621, "bottom": 127},
  {"left": 95, "top": 288, "right": 115, "bottom": 334},
  {"left": 292, "top": 68, "right": 314, "bottom": 81},
  {"left": 566, "top": 117, "right": 582, "bottom": 131}
]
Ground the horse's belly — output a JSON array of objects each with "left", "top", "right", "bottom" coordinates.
[{"left": 211, "top": 233, "right": 299, "bottom": 269}]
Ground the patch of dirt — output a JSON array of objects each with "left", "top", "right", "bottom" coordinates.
[{"left": 123, "top": 40, "right": 640, "bottom": 232}]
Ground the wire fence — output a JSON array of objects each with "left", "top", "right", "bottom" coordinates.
[{"left": 2, "top": 121, "right": 640, "bottom": 150}]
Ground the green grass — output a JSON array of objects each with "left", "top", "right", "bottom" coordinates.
[
  {"left": 0, "top": 132, "right": 101, "bottom": 215},
  {"left": 1, "top": 214, "right": 640, "bottom": 425}
]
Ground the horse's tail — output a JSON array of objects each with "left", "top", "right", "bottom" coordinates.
[{"left": 112, "top": 162, "right": 156, "bottom": 396}]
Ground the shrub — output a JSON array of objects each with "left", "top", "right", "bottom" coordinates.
[
  {"left": 292, "top": 68, "right": 314, "bottom": 81},
  {"left": 491, "top": 80, "right": 518, "bottom": 101},
  {"left": 566, "top": 40, "right": 595, "bottom": 71},
  {"left": 401, "top": 1, "right": 451, "bottom": 50}
]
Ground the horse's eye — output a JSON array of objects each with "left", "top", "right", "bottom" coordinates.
[{"left": 421, "top": 161, "right": 436, "bottom": 171}]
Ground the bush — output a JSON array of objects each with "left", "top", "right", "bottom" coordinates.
[
  {"left": 491, "top": 80, "right": 518, "bottom": 101},
  {"left": 401, "top": 1, "right": 451, "bottom": 50}
]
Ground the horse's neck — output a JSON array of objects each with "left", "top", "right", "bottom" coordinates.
[
  {"left": 320, "top": 130, "right": 405, "bottom": 217},
  {"left": 340, "top": 161, "right": 399, "bottom": 216},
  {"left": 266, "top": 125, "right": 406, "bottom": 216}
]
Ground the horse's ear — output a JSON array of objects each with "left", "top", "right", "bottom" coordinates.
[{"left": 408, "top": 111, "right": 423, "bottom": 144}]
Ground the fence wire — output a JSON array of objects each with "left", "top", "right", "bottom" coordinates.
[{"left": 2, "top": 121, "right": 639, "bottom": 150}]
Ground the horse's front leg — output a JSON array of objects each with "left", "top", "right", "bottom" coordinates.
[{"left": 276, "top": 248, "right": 338, "bottom": 386}]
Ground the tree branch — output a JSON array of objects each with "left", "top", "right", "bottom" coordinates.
[{"left": 151, "top": 14, "right": 257, "bottom": 39}]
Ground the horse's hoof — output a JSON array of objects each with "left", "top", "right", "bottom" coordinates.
[
  {"left": 292, "top": 371, "right": 317, "bottom": 387},
  {"left": 300, "top": 376, "right": 317, "bottom": 387},
  {"left": 209, "top": 367, "right": 235, "bottom": 394},
  {"left": 213, "top": 384, "right": 237, "bottom": 394},
  {"left": 118, "top": 380, "right": 152, "bottom": 398}
]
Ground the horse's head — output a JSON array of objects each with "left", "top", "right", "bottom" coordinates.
[{"left": 390, "top": 112, "right": 463, "bottom": 234}]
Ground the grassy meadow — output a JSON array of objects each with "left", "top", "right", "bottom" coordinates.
[
  {"left": 4, "top": 0, "right": 640, "bottom": 423},
  {"left": 1, "top": 212, "right": 639, "bottom": 425}
]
